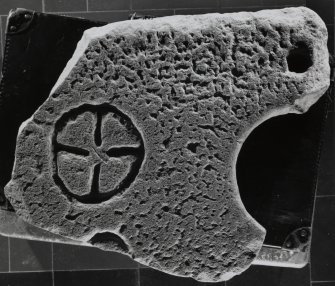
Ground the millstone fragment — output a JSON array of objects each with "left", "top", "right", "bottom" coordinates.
[{"left": 5, "top": 7, "right": 330, "bottom": 282}]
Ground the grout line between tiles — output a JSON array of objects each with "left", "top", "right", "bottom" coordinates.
[
  {"left": 51, "top": 267, "right": 139, "bottom": 272},
  {"left": 308, "top": 262, "right": 313, "bottom": 286},
  {"left": 6, "top": 269, "right": 53, "bottom": 273},
  {"left": 47, "top": 7, "right": 235, "bottom": 15},
  {"left": 311, "top": 281, "right": 335, "bottom": 283},
  {"left": 47, "top": 10, "right": 129, "bottom": 15},
  {"left": 309, "top": 177, "right": 319, "bottom": 282},
  {"left": 86, "top": 0, "right": 89, "bottom": 12},
  {"left": 42, "top": 0, "right": 45, "bottom": 13},
  {"left": 0, "top": 268, "right": 138, "bottom": 274},
  {"left": 171, "top": 7, "right": 219, "bottom": 10},
  {"left": 316, "top": 194, "right": 335, "bottom": 198},
  {"left": 52, "top": 268, "right": 137, "bottom": 273},
  {"left": 49, "top": 8, "right": 174, "bottom": 14},
  {"left": 137, "top": 266, "right": 141, "bottom": 286}
]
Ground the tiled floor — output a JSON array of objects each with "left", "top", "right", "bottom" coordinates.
[
  {"left": 54, "top": 269, "right": 138, "bottom": 286},
  {"left": 227, "top": 265, "right": 311, "bottom": 286},
  {"left": 0, "top": 0, "right": 334, "bottom": 285},
  {"left": 0, "top": 235, "right": 8, "bottom": 272},
  {"left": 311, "top": 196, "right": 335, "bottom": 282},
  {"left": 140, "top": 268, "right": 225, "bottom": 286},
  {"left": 9, "top": 238, "right": 52, "bottom": 272},
  {"left": 52, "top": 243, "right": 138, "bottom": 271},
  {"left": 0, "top": 271, "right": 53, "bottom": 286}
]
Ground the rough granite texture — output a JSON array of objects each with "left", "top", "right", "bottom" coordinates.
[{"left": 5, "top": 7, "right": 330, "bottom": 282}]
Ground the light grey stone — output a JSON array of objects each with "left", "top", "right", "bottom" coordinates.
[{"left": 5, "top": 7, "right": 330, "bottom": 282}]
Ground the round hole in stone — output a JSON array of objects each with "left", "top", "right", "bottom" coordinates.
[{"left": 287, "top": 41, "right": 313, "bottom": 73}]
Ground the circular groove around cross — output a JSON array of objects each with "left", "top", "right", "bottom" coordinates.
[{"left": 52, "top": 104, "right": 145, "bottom": 204}]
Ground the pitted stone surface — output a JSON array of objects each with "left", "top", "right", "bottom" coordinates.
[{"left": 5, "top": 7, "right": 330, "bottom": 282}]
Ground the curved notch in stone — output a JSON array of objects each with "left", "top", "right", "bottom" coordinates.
[
  {"left": 88, "top": 232, "right": 130, "bottom": 254},
  {"left": 5, "top": 7, "right": 330, "bottom": 282}
]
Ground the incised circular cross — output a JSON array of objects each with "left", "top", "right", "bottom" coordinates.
[{"left": 52, "top": 104, "right": 145, "bottom": 204}]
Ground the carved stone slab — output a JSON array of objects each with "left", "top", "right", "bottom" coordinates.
[{"left": 5, "top": 7, "right": 329, "bottom": 282}]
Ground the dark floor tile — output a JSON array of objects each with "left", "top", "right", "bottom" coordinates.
[
  {"left": 45, "top": 0, "right": 87, "bottom": 12},
  {"left": 227, "top": 265, "right": 310, "bottom": 286},
  {"left": 0, "top": 271, "right": 52, "bottom": 286},
  {"left": 61, "top": 11, "right": 130, "bottom": 22},
  {"left": 260, "top": 0, "right": 278, "bottom": 7},
  {"left": 276, "top": 0, "right": 306, "bottom": 6},
  {"left": 316, "top": 111, "right": 335, "bottom": 196},
  {"left": 221, "top": 0, "right": 261, "bottom": 8},
  {"left": 88, "top": 0, "right": 131, "bottom": 11},
  {"left": 312, "top": 283, "right": 335, "bottom": 286},
  {"left": 132, "top": 0, "right": 218, "bottom": 10},
  {"left": 175, "top": 8, "right": 221, "bottom": 15},
  {"left": 169, "top": 0, "right": 219, "bottom": 9},
  {"left": 0, "top": 0, "right": 42, "bottom": 15},
  {"left": 54, "top": 269, "right": 138, "bottom": 286},
  {"left": 53, "top": 243, "right": 138, "bottom": 271},
  {"left": 132, "top": 0, "right": 169, "bottom": 9},
  {"left": 0, "top": 235, "right": 9, "bottom": 272},
  {"left": 311, "top": 196, "right": 335, "bottom": 281},
  {"left": 221, "top": 6, "right": 267, "bottom": 13},
  {"left": 9, "top": 238, "right": 52, "bottom": 271},
  {"left": 140, "top": 268, "right": 225, "bottom": 286},
  {"left": 306, "top": 0, "right": 334, "bottom": 25}
]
